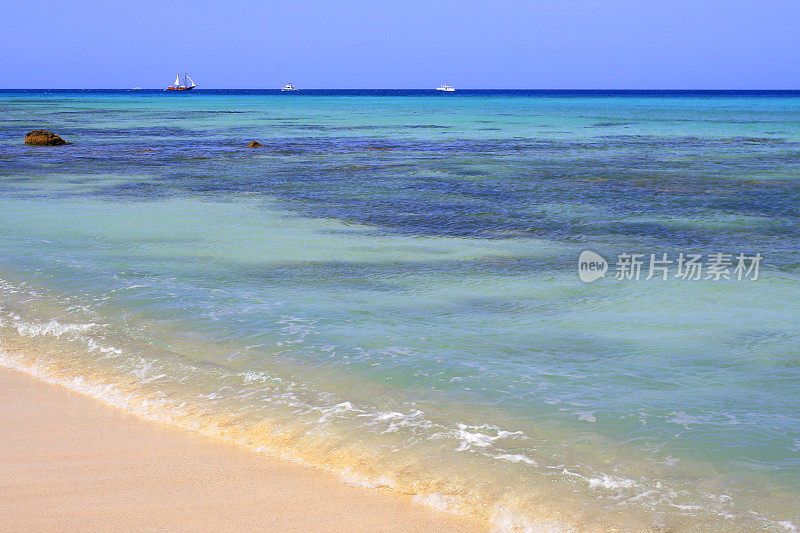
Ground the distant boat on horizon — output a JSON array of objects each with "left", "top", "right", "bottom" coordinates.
[
  {"left": 281, "top": 83, "right": 299, "bottom": 92},
  {"left": 436, "top": 84, "right": 455, "bottom": 92},
  {"left": 167, "top": 73, "right": 196, "bottom": 91}
]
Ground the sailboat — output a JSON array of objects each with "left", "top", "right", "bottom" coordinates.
[{"left": 167, "top": 73, "right": 196, "bottom": 91}]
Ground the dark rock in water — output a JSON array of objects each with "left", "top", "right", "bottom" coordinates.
[
  {"left": 25, "top": 130, "right": 68, "bottom": 146},
  {"left": 247, "top": 141, "right": 264, "bottom": 147}
]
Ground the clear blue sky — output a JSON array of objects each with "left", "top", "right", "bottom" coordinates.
[{"left": 3, "top": 0, "right": 798, "bottom": 89}]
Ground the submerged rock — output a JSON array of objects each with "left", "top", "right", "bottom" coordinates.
[
  {"left": 24, "top": 130, "right": 68, "bottom": 146},
  {"left": 247, "top": 141, "right": 264, "bottom": 147}
]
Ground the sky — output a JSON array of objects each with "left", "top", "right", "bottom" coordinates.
[{"left": 2, "top": 0, "right": 798, "bottom": 89}]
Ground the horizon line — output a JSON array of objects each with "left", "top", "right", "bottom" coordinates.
[{"left": 2, "top": 87, "right": 799, "bottom": 92}]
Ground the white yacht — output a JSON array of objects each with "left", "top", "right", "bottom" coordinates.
[
  {"left": 281, "top": 83, "right": 299, "bottom": 92},
  {"left": 436, "top": 84, "right": 455, "bottom": 92}
]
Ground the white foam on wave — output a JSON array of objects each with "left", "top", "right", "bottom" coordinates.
[
  {"left": 0, "top": 312, "right": 125, "bottom": 362},
  {"left": 11, "top": 319, "right": 95, "bottom": 338},
  {"left": 588, "top": 474, "right": 635, "bottom": 490},
  {"left": 317, "top": 401, "right": 362, "bottom": 423},
  {"left": 373, "top": 411, "right": 406, "bottom": 421},
  {"left": 561, "top": 468, "right": 636, "bottom": 491},
  {"left": 496, "top": 453, "right": 537, "bottom": 465},
  {"left": 85, "top": 337, "right": 123, "bottom": 356},
  {"left": 453, "top": 424, "right": 525, "bottom": 452},
  {"left": 358, "top": 409, "right": 431, "bottom": 434}
]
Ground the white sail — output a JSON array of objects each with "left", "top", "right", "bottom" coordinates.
[
  {"left": 174, "top": 73, "right": 181, "bottom": 87},
  {"left": 186, "top": 75, "right": 196, "bottom": 87}
]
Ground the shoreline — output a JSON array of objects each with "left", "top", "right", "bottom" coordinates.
[{"left": 0, "top": 365, "right": 486, "bottom": 532}]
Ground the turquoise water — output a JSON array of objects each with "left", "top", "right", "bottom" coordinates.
[{"left": 1, "top": 91, "right": 799, "bottom": 531}]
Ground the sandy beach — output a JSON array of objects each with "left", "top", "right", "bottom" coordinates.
[{"left": 0, "top": 366, "right": 485, "bottom": 532}]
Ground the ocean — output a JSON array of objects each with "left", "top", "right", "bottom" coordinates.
[{"left": 1, "top": 89, "right": 798, "bottom": 531}]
